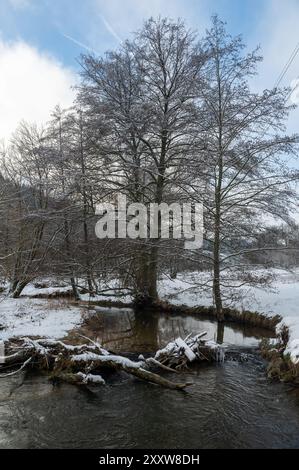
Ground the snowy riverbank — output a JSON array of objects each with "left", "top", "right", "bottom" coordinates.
[
  {"left": 0, "top": 269, "right": 299, "bottom": 363},
  {"left": 159, "top": 270, "right": 299, "bottom": 364},
  {"left": 0, "top": 298, "right": 83, "bottom": 341}
]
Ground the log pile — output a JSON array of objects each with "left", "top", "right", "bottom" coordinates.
[
  {"left": 154, "top": 332, "right": 225, "bottom": 369},
  {"left": 0, "top": 332, "right": 225, "bottom": 390}
]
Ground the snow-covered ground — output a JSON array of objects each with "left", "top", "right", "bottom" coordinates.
[
  {"left": 0, "top": 298, "right": 83, "bottom": 341},
  {"left": 159, "top": 269, "right": 299, "bottom": 364},
  {"left": 159, "top": 269, "right": 299, "bottom": 315},
  {"left": 241, "top": 273, "right": 299, "bottom": 364},
  {"left": 22, "top": 284, "right": 73, "bottom": 297}
]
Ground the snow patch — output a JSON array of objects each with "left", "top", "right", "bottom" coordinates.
[
  {"left": 72, "top": 352, "right": 144, "bottom": 369},
  {"left": 159, "top": 269, "right": 299, "bottom": 365},
  {"left": 276, "top": 317, "right": 299, "bottom": 364},
  {"left": 0, "top": 298, "right": 83, "bottom": 341},
  {"left": 77, "top": 372, "right": 105, "bottom": 385}
]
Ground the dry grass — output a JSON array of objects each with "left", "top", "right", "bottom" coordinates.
[
  {"left": 150, "top": 300, "right": 281, "bottom": 332},
  {"left": 261, "top": 326, "right": 299, "bottom": 385}
]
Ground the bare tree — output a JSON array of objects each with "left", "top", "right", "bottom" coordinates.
[
  {"left": 47, "top": 107, "right": 82, "bottom": 300},
  {"left": 78, "top": 17, "right": 205, "bottom": 304},
  {"left": 0, "top": 122, "right": 55, "bottom": 296},
  {"left": 191, "top": 16, "right": 298, "bottom": 320}
]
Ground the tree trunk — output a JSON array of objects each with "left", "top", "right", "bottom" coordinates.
[
  {"left": 83, "top": 218, "right": 94, "bottom": 295},
  {"left": 213, "top": 229, "right": 223, "bottom": 322},
  {"left": 135, "top": 129, "right": 167, "bottom": 307},
  {"left": 79, "top": 111, "right": 94, "bottom": 296},
  {"left": 216, "top": 321, "right": 224, "bottom": 343},
  {"left": 134, "top": 245, "right": 158, "bottom": 306},
  {"left": 213, "top": 171, "right": 223, "bottom": 321},
  {"left": 148, "top": 245, "right": 158, "bottom": 299},
  {"left": 213, "top": 51, "right": 224, "bottom": 323},
  {"left": 12, "top": 280, "right": 29, "bottom": 298}
]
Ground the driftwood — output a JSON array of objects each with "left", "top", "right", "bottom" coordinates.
[{"left": 0, "top": 333, "right": 224, "bottom": 390}]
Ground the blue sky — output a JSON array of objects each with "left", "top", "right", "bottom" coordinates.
[
  {"left": 0, "top": 0, "right": 299, "bottom": 140},
  {"left": 0, "top": 0, "right": 265, "bottom": 67}
]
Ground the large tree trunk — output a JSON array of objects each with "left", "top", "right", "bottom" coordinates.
[
  {"left": 134, "top": 245, "right": 158, "bottom": 306},
  {"left": 134, "top": 129, "right": 167, "bottom": 307}
]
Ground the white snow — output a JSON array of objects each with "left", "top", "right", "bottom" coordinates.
[
  {"left": 77, "top": 372, "right": 105, "bottom": 385},
  {"left": 155, "top": 341, "right": 176, "bottom": 360},
  {"left": 72, "top": 352, "right": 144, "bottom": 369},
  {"left": 174, "top": 337, "right": 197, "bottom": 361},
  {"left": 22, "top": 284, "right": 72, "bottom": 297},
  {"left": 159, "top": 269, "right": 299, "bottom": 313},
  {"left": 276, "top": 318, "right": 299, "bottom": 364},
  {"left": 0, "top": 268, "right": 298, "bottom": 364},
  {"left": 0, "top": 297, "right": 83, "bottom": 341},
  {"left": 159, "top": 273, "right": 211, "bottom": 307},
  {"left": 159, "top": 269, "right": 299, "bottom": 365}
]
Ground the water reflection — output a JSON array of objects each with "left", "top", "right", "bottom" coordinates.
[{"left": 69, "top": 307, "right": 275, "bottom": 353}]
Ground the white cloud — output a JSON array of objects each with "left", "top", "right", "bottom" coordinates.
[{"left": 0, "top": 39, "right": 76, "bottom": 142}]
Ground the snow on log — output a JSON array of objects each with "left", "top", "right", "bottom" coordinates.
[
  {"left": 0, "top": 331, "right": 224, "bottom": 389},
  {"left": 155, "top": 331, "right": 224, "bottom": 368},
  {"left": 77, "top": 372, "right": 106, "bottom": 385},
  {"left": 71, "top": 353, "right": 191, "bottom": 390},
  {"left": 175, "top": 338, "right": 197, "bottom": 362}
]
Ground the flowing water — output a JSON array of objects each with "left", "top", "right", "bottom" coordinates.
[{"left": 0, "top": 308, "right": 299, "bottom": 449}]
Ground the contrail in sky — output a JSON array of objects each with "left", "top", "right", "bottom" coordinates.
[
  {"left": 100, "top": 15, "right": 122, "bottom": 43},
  {"left": 61, "top": 33, "right": 98, "bottom": 55}
]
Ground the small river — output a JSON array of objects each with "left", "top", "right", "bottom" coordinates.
[{"left": 0, "top": 308, "right": 299, "bottom": 449}]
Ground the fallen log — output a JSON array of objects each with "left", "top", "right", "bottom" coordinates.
[
  {"left": 51, "top": 372, "right": 106, "bottom": 386},
  {"left": 71, "top": 352, "right": 191, "bottom": 390},
  {"left": 0, "top": 332, "right": 224, "bottom": 390},
  {"left": 145, "top": 357, "right": 179, "bottom": 374}
]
